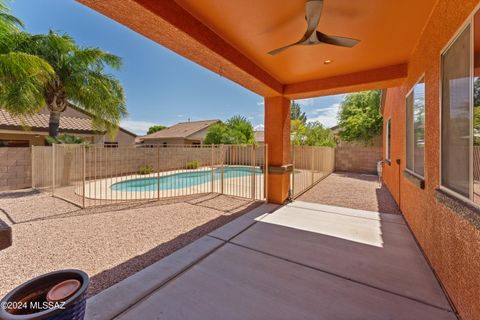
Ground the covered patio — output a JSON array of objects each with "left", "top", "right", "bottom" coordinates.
[
  {"left": 76, "top": 0, "right": 478, "bottom": 319},
  {"left": 86, "top": 200, "right": 455, "bottom": 320}
]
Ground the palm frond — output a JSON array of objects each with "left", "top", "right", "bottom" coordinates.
[
  {"left": 0, "top": 52, "right": 54, "bottom": 114},
  {"left": 0, "top": 0, "right": 24, "bottom": 33}
]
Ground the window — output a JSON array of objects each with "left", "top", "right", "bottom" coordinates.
[
  {"left": 406, "top": 78, "right": 425, "bottom": 177},
  {"left": 386, "top": 118, "right": 391, "bottom": 161},
  {"left": 0, "top": 140, "right": 29, "bottom": 147},
  {"left": 104, "top": 142, "right": 118, "bottom": 148},
  {"left": 441, "top": 10, "right": 480, "bottom": 204}
]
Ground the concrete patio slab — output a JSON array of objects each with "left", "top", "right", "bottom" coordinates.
[
  {"left": 117, "top": 243, "right": 455, "bottom": 320},
  {"left": 85, "top": 200, "right": 456, "bottom": 319},
  {"left": 231, "top": 203, "right": 451, "bottom": 311},
  {"left": 85, "top": 236, "right": 223, "bottom": 320}
]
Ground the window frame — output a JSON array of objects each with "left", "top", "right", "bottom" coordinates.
[
  {"left": 385, "top": 118, "right": 391, "bottom": 162},
  {"left": 439, "top": 15, "right": 475, "bottom": 204},
  {"left": 405, "top": 74, "right": 426, "bottom": 179}
]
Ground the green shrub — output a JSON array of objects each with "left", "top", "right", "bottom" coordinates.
[
  {"left": 138, "top": 164, "right": 154, "bottom": 175},
  {"left": 185, "top": 160, "right": 201, "bottom": 169}
]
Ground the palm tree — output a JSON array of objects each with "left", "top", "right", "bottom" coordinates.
[
  {"left": 1, "top": 29, "right": 127, "bottom": 137},
  {"left": 0, "top": 0, "right": 127, "bottom": 137},
  {"left": 0, "top": 0, "right": 54, "bottom": 114}
]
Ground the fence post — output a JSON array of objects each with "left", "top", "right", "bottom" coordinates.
[
  {"left": 291, "top": 145, "right": 295, "bottom": 198},
  {"left": 52, "top": 143, "right": 55, "bottom": 196},
  {"left": 220, "top": 144, "right": 224, "bottom": 194},
  {"left": 82, "top": 145, "right": 86, "bottom": 208},
  {"left": 211, "top": 144, "right": 214, "bottom": 193},
  {"left": 157, "top": 145, "right": 160, "bottom": 200},
  {"left": 311, "top": 146, "right": 315, "bottom": 185},
  {"left": 31, "top": 146, "right": 35, "bottom": 189},
  {"left": 264, "top": 144, "right": 268, "bottom": 201},
  {"left": 251, "top": 144, "right": 256, "bottom": 200}
]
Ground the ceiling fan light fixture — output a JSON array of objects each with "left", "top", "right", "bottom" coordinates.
[{"left": 324, "top": 59, "right": 333, "bottom": 64}]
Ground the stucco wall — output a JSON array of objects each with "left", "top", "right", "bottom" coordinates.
[
  {"left": 0, "top": 132, "right": 46, "bottom": 146},
  {"left": 0, "top": 148, "right": 31, "bottom": 191},
  {"left": 382, "top": 1, "right": 480, "bottom": 319}
]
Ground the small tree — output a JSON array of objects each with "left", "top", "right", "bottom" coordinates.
[
  {"left": 147, "top": 125, "right": 166, "bottom": 135},
  {"left": 204, "top": 116, "right": 255, "bottom": 144},
  {"left": 304, "top": 122, "right": 336, "bottom": 147},
  {"left": 291, "top": 119, "right": 306, "bottom": 145},
  {"left": 291, "top": 101, "right": 307, "bottom": 124},
  {"left": 337, "top": 90, "right": 382, "bottom": 144}
]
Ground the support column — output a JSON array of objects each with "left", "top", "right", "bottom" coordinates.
[{"left": 264, "top": 96, "right": 291, "bottom": 204}]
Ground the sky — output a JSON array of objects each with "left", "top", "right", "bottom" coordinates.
[{"left": 10, "top": 0, "right": 345, "bottom": 135}]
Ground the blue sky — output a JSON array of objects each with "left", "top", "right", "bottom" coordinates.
[{"left": 10, "top": 0, "right": 345, "bottom": 135}]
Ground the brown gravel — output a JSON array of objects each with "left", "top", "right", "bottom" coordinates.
[
  {"left": 0, "top": 191, "right": 259, "bottom": 298},
  {"left": 298, "top": 172, "right": 400, "bottom": 214}
]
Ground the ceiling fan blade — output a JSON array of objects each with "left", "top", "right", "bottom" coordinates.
[
  {"left": 268, "top": 0, "right": 324, "bottom": 55},
  {"left": 268, "top": 43, "right": 298, "bottom": 55},
  {"left": 316, "top": 31, "right": 360, "bottom": 48},
  {"left": 304, "top": 0, "right": 324, "bottom": 40}
]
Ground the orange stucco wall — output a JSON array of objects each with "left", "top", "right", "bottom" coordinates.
[{"left": 382, "top": 1, "right": 480, "bottom": 319}]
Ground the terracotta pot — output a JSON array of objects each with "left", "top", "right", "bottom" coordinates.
[{"left": 0, "top": 270, "right": 89, "bottom": 320}]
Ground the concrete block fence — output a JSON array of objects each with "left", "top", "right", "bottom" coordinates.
[{"left": 0, "top": 147, "right": 31, "bottom": 191}]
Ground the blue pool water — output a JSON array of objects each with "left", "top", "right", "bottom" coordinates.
[{"left": 111, "top": 167, "right": 263, "bottom": 191}]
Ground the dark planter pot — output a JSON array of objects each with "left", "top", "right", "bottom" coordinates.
[{"left": 0, "top": 270, "right": 89, "bottom": 320}]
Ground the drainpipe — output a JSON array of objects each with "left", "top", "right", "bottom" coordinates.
[{"left": 396, "top": 158, "right": 401, "bottom": 212}]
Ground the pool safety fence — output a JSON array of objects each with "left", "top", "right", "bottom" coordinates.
[
  {"left": 32, "top": 144, "right": 268, "bottom": 208},
  {"left": 290, "top": 145, "right": 336, "bottom": 198}
]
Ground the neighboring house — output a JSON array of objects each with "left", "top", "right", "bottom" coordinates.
[
  {"left": 0, "top": 106, "right": 137, "bottom": 147},
  {"left": 137, "top": 119, "right": 220, "bottom": 146},
  {"left": 254, "top": 130, "right": 264, "bottom": 144}
]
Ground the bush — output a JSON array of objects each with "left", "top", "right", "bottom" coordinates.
[
  {"left": 138, "top": 164, "right": 154, "bottom": 175},
  {"left": 185, "top": 160, "right": 201, "bottom": 169}
]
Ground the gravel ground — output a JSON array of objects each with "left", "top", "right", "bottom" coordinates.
[
  {"left": 0, "top": 191, "right": 259, "bottom": 298},
  {"left": 298, "top": 172, "right": 400, "bottom": 214}
]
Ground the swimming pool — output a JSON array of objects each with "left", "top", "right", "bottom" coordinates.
[{"left": 110, "top": 167, "right": 263, "bottom": 191}]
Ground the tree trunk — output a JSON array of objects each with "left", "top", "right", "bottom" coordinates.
[{"left": 49, "top": 111, "right": 61, "bottom": 137}]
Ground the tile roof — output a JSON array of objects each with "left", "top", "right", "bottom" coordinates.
[
  {"left": 142, "top": 119, "right": 220, "bottom": 140},
  {"left": 0, "top": 108, "right": 99, "bottom": 134}
]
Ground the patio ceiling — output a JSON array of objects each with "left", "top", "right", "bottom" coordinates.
[{"left": 78, "top": 0, "right": 437, "bottom": 98}]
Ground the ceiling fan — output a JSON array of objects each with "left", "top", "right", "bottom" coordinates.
[{"left": 268, "top": 0, "right": 360, "bottom": 55}]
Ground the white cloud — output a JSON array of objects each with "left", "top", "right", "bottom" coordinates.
[
  {"left": 254, "top": 124, "right": 264, "bottom": 131},
  {"left": 307, "top": 103, "right": 341, "bottom": 128},
  {"left": 120, "top": 120, "right": 157, "bottom": 135},
  {"left": 297, "top": 98, "right": 314, "bottom": 106},
  {"left": 256, "top": 101, "right": 264, "bottom": 106}
]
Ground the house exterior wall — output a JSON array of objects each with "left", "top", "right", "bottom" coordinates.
[
  {"left": 0, "top": 132, "right": 46, "bottom": 146},
  {"left": 382, "top": 1, "right": 480, "bottom": 319},
  {"left": 95, "top": 129, "right": 136, "bottom": 145},
  {"left": 187, "top": 126, "right": 210, "bottom": 142}
]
